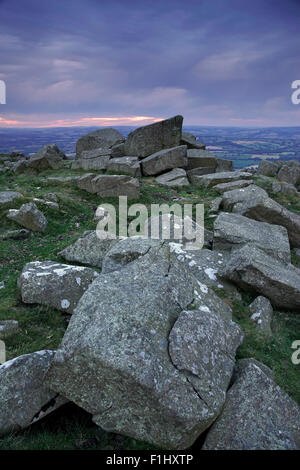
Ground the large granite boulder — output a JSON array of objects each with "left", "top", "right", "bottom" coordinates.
[
  {"left": 45, "top": 243, "right": 243, "bottom": 449},
  {"left": 0, "top": 351, "right": 67, "bottom": 436},
  {"left": 124, "top": 115, "right": 183, "bottom": 158},
  {"left": 220, "top": 244, "right": 300, "bottom": 311},
  {"left": 141, "top": 145, "right": 187, "bottom": 176},
  {"left": 193, "top": 171, "right": 253, "bottom": 189},
  {"left": 0, "top": 191, "right": 23, "bottom": 206},
  {"left": 76, "top": 128, "right": 124, "bottom": 159},
  {"left": 59, "top": 231, "right": 118, "bottom": 268},
  {"left": 7, "top": 202, "right": 48, "bottom": 232},
  {"left": 216, "top": 158, "right": 234, "bottom": 172},
  {"left": 26, "top": 144, "right": 65, "bottom": 171},
  {"left": 203, "top": 360, "right": 300, "bottom": 450},
  {"left": 278, "top": 164, "right": 300, "bottom": 186},
  {"left": 156, "top": 168, "right": 189, "bottom": 187},
  {"left": 19, "top": 261, "right": 99, "bottom": 314},
  {"left": 213, "top": 212, "right": 291, "bottom": 263},
  {"left": 233, "top": 194, "right": 300, "bottom": 248},
  {"left": 107, "top": 157, "right": 141, "bottom": 177},
  {"left": 257, "top": 160, "right": 279, "bottom": 177},
  {"left": 221, "top": 184, "right": 268, "bottom": 211},
  {"left": 77, "top": 174, "right": 140, "bottom": 200}
]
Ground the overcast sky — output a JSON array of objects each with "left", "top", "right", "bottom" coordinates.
[{"left": 0, "top": 0, "right": 300, "bottom": 127}]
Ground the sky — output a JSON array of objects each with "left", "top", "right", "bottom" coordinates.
[{"left": 0, "top": 0, "right": 300, "bottom": 128}]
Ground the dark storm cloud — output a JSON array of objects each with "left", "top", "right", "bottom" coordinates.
[{"left": 0, "top": 0, "right": 299, "bottom": 126}]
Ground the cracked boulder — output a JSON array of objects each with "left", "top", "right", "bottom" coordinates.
[
  {"left": 0, "top": 350, "right": 67, "bottom": 436},
  {"left": 19, "top": 261, "right": 99, "bottom": 314},
  {"left": 7, "top": 202, "right": 48, "bottom": 232},
  {"left": 45, "top": 243, "right": 243, "bottom": 449},
  {"left": 203, "top": 360, "right": 300, "bottom": 450},
  {"left": 221, "top": 244, "right": 300, "bottom": 311},
  {"left": 213, "top": 212, "right": 291, "bottom": 263}
]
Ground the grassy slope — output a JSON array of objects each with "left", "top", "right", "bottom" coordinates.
[{"left": 0, "top": 162, "right": 299, "bottom": 450}]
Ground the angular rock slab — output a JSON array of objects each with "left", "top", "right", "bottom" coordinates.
[
  {"left": 77, "top": 174, "right": 140, "bottom": 200},
  {"left": 107, "top": 156, "right": 141, "bottom": 177},
  {"left": 220, "top": 244, "right": 300, "bottom": 311},
  {"left": 59, "top": 231, "right": 117, "bottom": 268},
  {"left": 19, "top": 261, "right": 99, "bottom": 314},
  {"left": 76, "top": 128, "right": 124, "bottom": 158},
  {"left": 194, "top": 171, "right": 253, "bottom": 189},
  {"left": 181, "top": 132, "right": 205, "bottom": 149},
  {"left": 233, "top": 194, "right": 300, "bottom": 248},
  {"left": 213, "top": 212, "right": 291, "bottom": 263},
  {"left": 0, "top": 351, "right": 67, "bottom": 436},
  {"left": 26, "top": 144, "right": 65, "bottom": 171},
  {"left": 141, "top": 145, "right": 187, "bottom": 176},
  {"left": 186, "top": 149, "right": 217, "bottom": 170},
  {"left": 155, "top": 168, "right": 189, "bottom": 187},
  {"left": 125, "top": 115, "right": 183, "bottom": 158},
  {"left": 7, "top": 202, "right": 48, "bottom": 232},
  {"left": 0, "top": 191, "right": 23, "bottom": 206},
  {"left": 77, "top": 148, "right": 111, "bottom": 170},
  {"left": 213, "top": 179, "right": 253, "bottom": 194},
  {"left": 45, "top": 243, "right": 242, "bottom": 449},
  {"left": 203, "top": 361, "right": 300, "bottom": 450}
]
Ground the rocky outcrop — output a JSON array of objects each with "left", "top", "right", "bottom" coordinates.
[
  {"left": 141, "top": 145, "right": 187, "bottom": 176},
  {"left": 124, "top": 115, "right": 183, "bottom": 157},
  {"left": 221, "top": 244, "right": 300, "bottom": 311},
  {"left": 257, "top": 160, "right": 279, "bottom": 177},
  {"left": 213, "top": 212, "right": 291, "bottom": 263},
  {"left": 203, "top": 360, "right": 300, "bottom": 450},
  {"left": 45, "top": 243, "right": 243, "bottom": 449},
  {"left": 73, "top": 148, "right": 111, "bottom": 170},
  {"left": 186, "top": 149, "right": 217, "bottom": 170},
  {"left": 0, "top": 351, "right": 67, "bottom": 436},
  {"left": 221, "top": 184, "right": 268, "bottom": 211},
  {"left": 19, "top": 261, "right": 99, "bottom": 314},
  {"left": 180, "top": 132, "right": 205, "bottom": 149},
  {"left": 76, "top": 128, "right": 124, "bottom": 159},
  {"left": 7, "top": 202, "right": 48, "bottom": 232}
]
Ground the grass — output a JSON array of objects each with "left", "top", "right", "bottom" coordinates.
[{"left": 0, "top": 163, "right": 299, "bottom": 449}]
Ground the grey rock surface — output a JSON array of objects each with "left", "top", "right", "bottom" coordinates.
[
  {"left": 141, "top": 145, "right": 187, "bottom": 176},
  {"left": 59, "top": 231, "right": 118, "bottom": 268},
  {"left": 221, "top": 244, "right": 300, "bottom": 311},
  {"left": 77, "top": 174, "right": 140, "bottom": 199},
  {"left": 7, "top": 202, "right": 48, "bottom": 232},
  {"left": 107, "top": 157, "right": 141, "bottom": 177},
  {"left": 76, "top": 128, "right": 124, "bottom": 158},
  {"left": 19, "top": 261, "right": 99, "bottom": 314},
  {"left": 125, "top": 115, "right": 183, "bottom": 157},
  {"left": 156, "top": 168, "right": 189, "bottom": 187},
  {"left": 213, "top": 212, "right": 291, "bottom": 262},
  {"left": 249, "top": 296, "right": 273, "bottom": 333},
  {"left": 203, "top": 361, "right": 300, "bottom": 450},
  {"left": 0, "top": 351, "right": 67, "bottom": 436},
  {"left": 45, "top": 243, "right": 243, "bottom": 449},
  {"left": 213, "top": 179, "right": 253, "bottom": 194},
  {"left": 0, "top": 191, "right": 23, "bottom": 205},
  {"left": 257, "top": 160, "right": 279, "bottom": 177},
  {"left": 194, "top": 171, "right": 253, "bottom": 189},
  {"left": 221, "top": 184, "right": 268, "bottom": 211}
]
